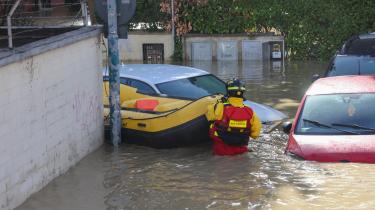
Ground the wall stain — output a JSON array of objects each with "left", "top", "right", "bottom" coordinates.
[
  {"left": 25, "top": 57, "right": 36, "bottom": 85},
  {"left": 72, "top": 90, "right": 101, "bottom": 136}
]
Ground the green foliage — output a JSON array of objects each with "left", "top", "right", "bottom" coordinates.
[
  {"left": 129, "top": 0, "right": 375, "bottom": 60},
  {"left": 94, "top": 0, "right": 375, "bottom": 60},
  {"left": 172, "top": 37, "right": 183, "bottom": 62},
  {"left": 253, "top": 0, "right": 375, "bottom": 60},
  {"left": 178, "top": 0, "right": 252, "bottom": 34},
  {"left": 129, "top": 0, "right": 168, "bottom": 31},
  {"left": 271, "top": 0, "right": 375, "bottom": 60},
  {"left": 174, "top": 0, "right": 375, "bottom": 60}
]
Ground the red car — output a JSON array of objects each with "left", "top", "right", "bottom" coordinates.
[{"left": 283, "top": 75, "right": 375, "bottom": 163}]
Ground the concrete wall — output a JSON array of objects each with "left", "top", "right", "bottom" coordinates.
[
  {"left": 0, "top": 27, "right": 103, "bottom": 210},
  {"left": 183, "top": 34, "right": 284, "bottom": 61},
  {"left": 117, "top": 32, "right": 174, "bottom": 62}
]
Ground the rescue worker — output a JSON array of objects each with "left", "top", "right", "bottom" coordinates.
[{"left": 206, "top": 79, "right": 262, "bottom": 155}]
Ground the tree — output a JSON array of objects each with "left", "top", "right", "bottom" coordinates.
[{"left": 160, "top": 0, "right": 375, "bottom": 60}]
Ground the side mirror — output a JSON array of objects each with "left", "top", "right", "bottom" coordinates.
[
  {"left": 282, "top": 121, "right": 293, "bottom": 134},
  {"left": 312, "top": 74, "right": 320, "bottom": 82}
]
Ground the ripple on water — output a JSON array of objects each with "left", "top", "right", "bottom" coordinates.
[{"left": 102, "top": 127, "right": 375, "bottom": 210}]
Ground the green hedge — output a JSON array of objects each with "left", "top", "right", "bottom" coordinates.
[
  {"left": 131, "top": 0, "right": 375, "bottom": 60},
  {"left": 182, "top": 0, "right": 375, "bottom": 60}
]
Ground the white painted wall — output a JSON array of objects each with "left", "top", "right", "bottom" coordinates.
[
  {"left": 0, "top": 36, "right": 103, "bottom": 210},
  {"left": 117, "top": 32, "right": 173, "bottom": 61}
]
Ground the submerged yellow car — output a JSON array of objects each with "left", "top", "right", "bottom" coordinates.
[{"left": 103, "top": 64, "right": 286, "bottom": 148}]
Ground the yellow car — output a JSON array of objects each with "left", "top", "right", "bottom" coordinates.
[{"left": 103, "top": 64, "right": 286, "bottom": 147}]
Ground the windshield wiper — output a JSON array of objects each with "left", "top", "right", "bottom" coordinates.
[
  {"left": 331, "top": 123, "right": 375, "bottom": 132},
  {"left": 302, "top": 118, "right": 360, "bottom": 135}
]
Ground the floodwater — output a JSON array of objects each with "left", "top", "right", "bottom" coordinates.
[{"left": 17, "top": 61, "right": 375, "bottom": 210}]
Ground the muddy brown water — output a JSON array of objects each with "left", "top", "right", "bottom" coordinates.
[{"left": 17, "top": 61, "right": 375, "bottom": 210}]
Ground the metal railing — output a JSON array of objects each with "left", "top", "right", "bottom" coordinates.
[{"left": 1, "top": 0, "right": 89, "bottom": 48}]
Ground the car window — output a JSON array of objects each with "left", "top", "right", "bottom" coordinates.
[
  {"left": 359, "top": 58, "right": 375, "bottom": 75},
  {"left": 326, "top": 56, "right": 375, "bottom": 76},
  {"left": 104, "top": 76, "right": 156, "bottom": 95},
  {"left": 346, "top": 38, "right": 375, "bottom": 56},
  {"left": 155, "top": 74, "right": 227, "bottom": 100},
  {"left": 120, "top": 77, "right": 129, "bottom": 85},
  {"left": 326, "top": 56, "right": 359, "bottom": 76},
  {"left": 295, "top": 93, "right": 375, "bottom": 135},
  {"left": 127, "top": 79, "right": 156, "bottom": 95}
]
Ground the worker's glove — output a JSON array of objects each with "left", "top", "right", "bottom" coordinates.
[{"left": 218, "top": 95, "right": 227, "bottom": 103}]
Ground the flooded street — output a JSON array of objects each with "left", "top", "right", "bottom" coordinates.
[{"left": 17, "top": 61, "right": 375, "bottom": 210}]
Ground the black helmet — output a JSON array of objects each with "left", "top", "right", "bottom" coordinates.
[{"left": 226, "top": 78, "right": 246, "bottom": 98}]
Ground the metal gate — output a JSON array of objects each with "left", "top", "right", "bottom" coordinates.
[
  {"left": 143, "top": 44, "right": 164, "bottom": 64},
  {"left": 217, "top": 41, "right": 238, "bottom": 61},
  {"left": 191, "top": 42, "right": 212, "bottom": 61}
]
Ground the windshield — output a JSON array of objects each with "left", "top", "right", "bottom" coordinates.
[
  {"left": 326, "top": 56, "right": 375, "bottom": 76},
  {"left": 155, "top": 74, "right": 227, "bottom": 100},
  {"left": 295, "top": 93, "right": 375, "bottom": 135}
]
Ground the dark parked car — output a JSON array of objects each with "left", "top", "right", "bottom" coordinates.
[{"left": 313, "top": 32, "right": 375, "bottom": 80}]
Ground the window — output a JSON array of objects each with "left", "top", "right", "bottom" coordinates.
[
  {"left": 346, "top": 38, "right": 375, "bottom": 56},
  {"left": 103, "top": 77, "right": 156, "bottom": 95},
  {"left": 156, "top": 74, "right": 227, "bottom": 100},
  {"left": 295, "top": 93, "right": 375, "bottom": 135},
  {"left": 326, "top": 56, "right": 359, "bottom": 76},
  {"left": 128, "top": 79, "right": 156, "bottom": 95},
  {"left": 143, "top": 44, "right": 164, "bottom": 64},
  {"left": 326, "top": 56, "right": 375, "bottom": 77},
  {"left": 120, "top": 77, "right": 129, "bottom": 85},
  {"left": 358, "top": 58, "right": 375, "bottom": 75}
]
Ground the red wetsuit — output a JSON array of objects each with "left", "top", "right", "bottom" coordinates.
[{"left": 209, "top": 104, "right": 253, "bottom": 155}]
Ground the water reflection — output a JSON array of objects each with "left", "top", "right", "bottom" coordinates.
[
  {"left": 217, "top": 60, "right": 239, "bottom": 79},
  {"left": 241, "top": 60, "right": 267, "bottom": 83},
  {"left": 190, "top": 60, "right": 213, "bottom": 73},
  {"left": 189, "top": 60, "right": 322, "bottom": 118},
  {"left": 17, "top": 61, "right": 375, "bottom": 210},
  {"left": 190, "top": 60, "right": 271, "bottom": 83}
]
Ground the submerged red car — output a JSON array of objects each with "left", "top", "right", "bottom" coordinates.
[{"left": 283, "top": 75, "right": 375, "bottom": 163}]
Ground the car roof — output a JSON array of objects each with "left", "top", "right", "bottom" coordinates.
[
  {"left": 103, "top": 64, "right": 209, "bottom": 85},
  {"left": 306, "top": 75, "right": 375, "bottom": 95},
  {"left": 340, "top": 32, "right": 375, "bottom": 56}
]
